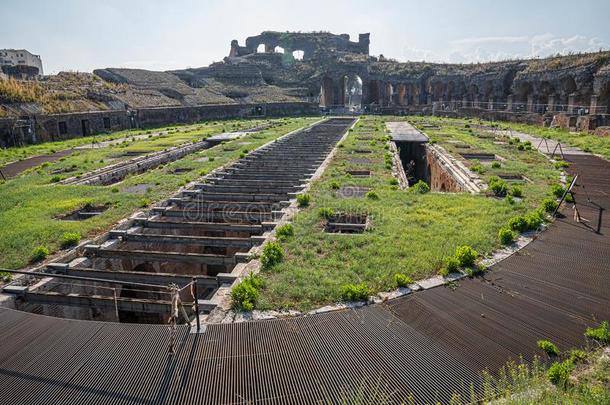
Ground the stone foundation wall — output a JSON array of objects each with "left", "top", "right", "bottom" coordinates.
[
  {"left": 0, "top": 102, "right": 319, "bottom": 148},
  {"left": 426, "top": 147, "right": 465, "bottom": 192}
]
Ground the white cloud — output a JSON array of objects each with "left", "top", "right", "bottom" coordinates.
[{"left": 402, "top": 34, "right": 609, "bottom": 63}]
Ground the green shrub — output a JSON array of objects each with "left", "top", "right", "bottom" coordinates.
[
  {"left": 60, "top": 232, "right": 81, "bottom": 249},
  {"left": 296, "top": 193, "right": 311, "bottom": 207},
  {"left": 488, "top": 176, "right": 508, "bottom": 197},
  {"left": 471, "top": 161, "right": 485, "bottom": 174},
  {"left": 318, "top": 207, "right": 334, "bottom": 219},
  {"left": 239, "top": 152, "right": 246, "bottom": 158},
  {"left": 551, "top": 184, "right": 566, "bottom": 199},
  {"left": 330, "top": 181, "right": 340, "bottom": 190},
  {"left": 30, "top": 245, "right": 49, "bottom": 263},
  {"left": 498, "top": 227, "right": 515, "bottom": 245},
  {"left": 231, "top": 273, "right": 264, "bottom": 311},
  {"left": 585, "top": 321, "right": 610, "bottom": 344},
  {"left": 139, "top": 198, "right": 151, "bottom": 208},
  {"left": 260, "top": 241, "right": 284, "bottom": 270},
  {"left": 50, "top": 175, "right": 62, "bottom": 183},
  {"left": 554, "top": 160, "right": 569, "bottom": 169},
  {"left": 410, "top": 180, "right": 430, "bottom": 194},
  {"left": 340, "top": 283, "right": 370, "bottom": 302},
  {"left": 568, "top": 349, "right": 587, "bottom": 364},
  {"left": 517, "top": 144, "right": 525, "bottom": 151},
  {"left": 365, "top": 190, "right": 379, "bottom": 200},
  {"left": 508, "top": 216, "right": 528, "bottom": 232},
  {"left": 542, "top": 198, "right": 558, "bottom": 213},
  {"left": 275, "top": 224, "right": 294, "bottom": 241},
  {"left": 491, "top": 161, "right": 501, "bottom": 169},
  {"left": 455, "top": 245, "right": 478, "bottom": 267},
  {"left": 394, "top": 273, "right": 413, "bottom": 288},
  {"left": 537, "top": 339, "right": 559, "bottom": 356},
  {"left": 389, "top": 178, "right": 399, "bottom": 186},
  {"left": 111, "top": 187, "right": 119, "bottom": 193},
  {"left": 525, "top": 211, "right": 544, "bottom": 230},
  {"left": 547, "top": 360, "right": 574, "bottom": 388},
  {"left": 441, "top": 256, "right": 460, "bottom": 276},
  {"left": 510, "top": 185, "right": 523, "bottom": 198}
]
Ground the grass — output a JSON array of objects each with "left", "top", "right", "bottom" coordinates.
[
  {"left": 0, "top": 118, "right": 275, "bottom": 167},
  {"left": 499, "top": 121, "right": 610, "bottom": 160},
  {"left": 256, "top": 115, "right": 562, "bottom": 311},
  {"left": 0, "top": 117, "right": 317, "bottom": 269}
]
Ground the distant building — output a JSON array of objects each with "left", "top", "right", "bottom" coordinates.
[{"left": 0, "top": 49, "right": 44, "bottom": 79}]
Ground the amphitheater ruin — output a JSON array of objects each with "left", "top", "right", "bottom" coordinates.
[{"left": 0, "top": 30, "right": 608, "bottom": 404}]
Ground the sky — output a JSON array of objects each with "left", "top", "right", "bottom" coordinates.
[{"left": 1, "top": 0, "right": 609, "bottom": 74}]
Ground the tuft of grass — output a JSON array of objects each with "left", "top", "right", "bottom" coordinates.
[
  {"left": 585, "top": 321, "right": 610, "bottom": 344},
  {"left": 231, "top": 273, "right": 264, "bottom": 311},
  {"left": 409, "top": 180, "right": 430, "bottom": 194},
  {"left": 60, "top": 232, "right": 81, "bottom": 249},
  {"left": 340, "top": 283, "right": 370, "bottom": 302},
  {"left": 537, "top": 339, "right": 560, "bottom": 356},
  {"left": 30, "top": 245, "right": 49, "bottom": 263},
  {"left": 498, "top": 227, "right": 515, "bottom": 245},
  {"left": 275, "top": 223, "right": 294, "bottom": 241},
  {"left": 394, "top": 273, "right": 413, "bottom": 288},
  {"left": 296, "top": 193, "right": 311, "bottom": 207},
  {"left": 260, "top": 242, "right": 284, "bottom": 270}
]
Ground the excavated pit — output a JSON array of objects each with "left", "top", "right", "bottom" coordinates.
[
  {"left": 58, "top": 204, "right": 110, "bottom": 221},
  {"left": 15, "top": 118, "right": 356, "bottom": 324},
  {"left": 324, "top": 213, "right": 368, "bottom": 234}
]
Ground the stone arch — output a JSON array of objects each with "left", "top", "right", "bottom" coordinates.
[
  {"left": 539, "top": 81, "right": 556, "bottom": 110},
  {"left": 468, "top": 84, "right": 480, "bottom": 105},
  {"left": 515, "top": 82, "right": 533, "bottom": 110},
  {"left": 256, "top": 44, "right": 265, "bottom": 53},
  {"left": 343, "top": 74, "right": 363, "bottom": 110},
  {"left": 446, "top": 81, "right": 456, "bottom": 102}
]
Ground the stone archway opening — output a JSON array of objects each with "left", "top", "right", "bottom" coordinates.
[
  {"left": 274, "top": 46, "right": 285, "bottom": 54},
  {"left": 256, "top": 44, "right": 265, "bottom": 53},
  {"left": 292, "top": 50, "right": 304, "bottom": 60},
  {"left": 343, "top": 74, "right": 363, "bottom": 111}
]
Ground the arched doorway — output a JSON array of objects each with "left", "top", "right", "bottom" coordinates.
[
  {"left": 256, "top": 44, "right": 265, "bottom": 53},
  {"left": 292, "top": 50, "right": 304, "bottom": 60},
  {"left": 343, "top": 74, "right": 363, "bottom": 111}
]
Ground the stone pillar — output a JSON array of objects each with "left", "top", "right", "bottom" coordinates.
[
  {"left": 473, "top": 95, "right": 479, "bottom": 108},
  {"left": 427, "top": 94, "right": 432, "bottom": 105},
  {"left": 568, "top": 94, "right": 576, "bottom": 114},
  {"left": 264, "top": 44, "right": 274, "bottom": 53},
  {"left": 547, "top": 95, "right": 555, "bottom": 112},
  {"left": 462, "top": 95, "right": 469, "bottom": 108},
  {"left": 589, "top": 95, "right": 599, "bottom": 115},
  {"left": 488, "top": 98, "right": 494, "bottom": 110},
  {"left": 527, "top": 95, "right": 534, "bottom": 112},
  {"left": 506, "top": 95, "right": 513, "bottom": 111}
]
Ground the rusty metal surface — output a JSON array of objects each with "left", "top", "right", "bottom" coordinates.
[{"left": 0, "top": 153, "right": 608, "bottom": 404}]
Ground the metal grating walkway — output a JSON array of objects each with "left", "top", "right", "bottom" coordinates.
[{"left": 0, "top": 154, "right": 608, "bottom": 404}]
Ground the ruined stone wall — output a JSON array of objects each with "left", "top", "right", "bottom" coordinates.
[
  {"left": 426, "top": 148, "right": 466, "bottom": 193},
  {"left": 0, "top": 102, "right": 318, "bottom": 147},
  {"left": 136, "top": 102, "right": 318, "bottom": 128}
]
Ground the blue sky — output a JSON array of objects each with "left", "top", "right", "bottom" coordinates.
[{"left": 2, "top": 0, "right": 609, "bottom": 74}]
